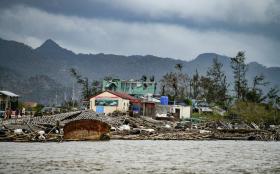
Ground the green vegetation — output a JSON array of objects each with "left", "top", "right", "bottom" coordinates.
[
  {"left": 192, "top": 101, "right": 280, "bottom": 126},
  {"left": 231, "top": 51, "right": 248, "bottom": 100},
  {"left": 229, "top": 101, "right": 280, "bottom": 125},
  {"left": 184, "top": 98, "right": 192, "bottom": 106},
  {"left": 205, "top": 57, "right": 228, "bottom": 107}
]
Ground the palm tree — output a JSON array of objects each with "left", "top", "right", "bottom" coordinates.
[
  {"left": 175, "top": 63, "right": 183, "bottom": 72},
  {"left": 141, "top": 75, "right": 147, "bottom": 82}
]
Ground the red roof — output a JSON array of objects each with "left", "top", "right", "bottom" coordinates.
[{"left": 91, "top": 91, "right": 140, "bottom": 103}]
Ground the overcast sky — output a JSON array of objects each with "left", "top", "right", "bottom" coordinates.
[{"left": 0, "top": 0, "right": 279, "bottom": 66}]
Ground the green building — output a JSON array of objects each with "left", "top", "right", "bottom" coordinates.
[{"left": 102, "top": 79, "right": 156, "bottom": 97}]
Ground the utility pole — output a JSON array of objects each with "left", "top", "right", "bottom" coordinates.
[
  {"left": 55, "top": 91, "right": 58, "bottom": 107},
  {"left": 72, "top": 80, "right": 75, "bottom": 108},
  {"left": 64, "top": 91, "right": 67, "bottom": 102}
]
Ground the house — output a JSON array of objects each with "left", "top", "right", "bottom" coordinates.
[
  {"left": 0, "top": 90, "right": 19, "bottom": 111},
  {"left": 90, "top": 91, "right": 140, "bottom": 114},
  {"left": 102, "top": 79, "right": 156, "bottom": 98}
]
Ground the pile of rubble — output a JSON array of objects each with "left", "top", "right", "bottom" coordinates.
[
  {"left": 110, "top": 117, "right": 280, "bottom": 141},
  {"left": 1, "top": 110, "right": 279, "bottom": 141},
  {"left": 0, "top": 110, "right": 110, "bottom": 142}
]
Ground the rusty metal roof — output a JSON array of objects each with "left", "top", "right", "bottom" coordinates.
[{"left": 91, "top": 91, "right": 140, "bottom": 103}]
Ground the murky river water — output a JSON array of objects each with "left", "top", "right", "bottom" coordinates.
[{"left": 0, "top": 140, "right": 279, "bottom": 174}]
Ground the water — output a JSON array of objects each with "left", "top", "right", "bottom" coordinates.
[{"left": 0, "top": 140, "right": 279, "bottom": 174}]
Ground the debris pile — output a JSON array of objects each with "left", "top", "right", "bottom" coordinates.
[
  {"left": 110, "top": 117, "right": 280, "bottom": 141},
  {"left": 1, "top": 110, "right": 279, "bottom": 141},
  {"left": 0, "top": 110, "right": 111, "bottom": 142},
  {"left": 0, "top": 125, "right": 62, "bottom": 142}
]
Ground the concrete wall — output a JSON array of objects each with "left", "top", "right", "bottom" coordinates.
[{"left": 90, "top": 91, "right": 130, "bottom": 114}]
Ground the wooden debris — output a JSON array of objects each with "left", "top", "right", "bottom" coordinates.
[{"left": 0, "top": 110, "right": 279, "bottom": 142}]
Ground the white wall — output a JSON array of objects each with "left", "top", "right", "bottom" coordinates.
[
  {"left": 170, "top": 105, "right": 191, "bottom": 119},
  {"left": 90, "top": 91, "right": 130, "bottom": 114}
]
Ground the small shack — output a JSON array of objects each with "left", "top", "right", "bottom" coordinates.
[
  {"left": 89, "top": 91, "right": 140, "bottom": 114},
  {"left": 170, "top": 105, "right": 191, "bottom": 120},
  {"left": 155, "top": 104, "right": 191, "bottom": 120},
  {"left": 141, "top": 101, "right": 156, "bottom": 116},
  {"left": 0, "top": 91, "right": 19, "bottom": 112}
]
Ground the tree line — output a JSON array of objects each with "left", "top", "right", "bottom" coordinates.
[
  {"left": 69, "top": 51, "right": 280, "bottom": 111},
  {"left": 69, "top": 51, "right": 280, "bottom": 125},
  {"left": 160, "top": 51, "right": 280, "bottom": 110}
]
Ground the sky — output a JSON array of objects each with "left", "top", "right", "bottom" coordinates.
[{"left": 0, "top": 0, "right": 279, "bottom": 66}]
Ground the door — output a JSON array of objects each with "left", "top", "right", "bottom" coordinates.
[{"left": 175, "top": 108, "right": 180, "bottom": 120}]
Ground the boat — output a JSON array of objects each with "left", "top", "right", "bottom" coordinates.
[{"left": 63, "top": 119, "right": 111, "bottom": 141}]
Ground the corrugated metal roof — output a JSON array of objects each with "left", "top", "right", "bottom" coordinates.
[{"left": 0, "top": 91, "right": 19, "bottom": 97}]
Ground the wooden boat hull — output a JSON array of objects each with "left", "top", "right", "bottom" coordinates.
[{"left": 63, "top": 119, "right": 110, "bottom": 141}]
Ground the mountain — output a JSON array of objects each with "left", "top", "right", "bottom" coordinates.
[
  {"left": 0, "top": 38, "right": 48, "bottom": 77},
  {"left": 0, "top": 65, "right": 68, "bottom": 104},
  {"left": 37, "top": 40, "right": 184, "bottom": 82},
  {"left": 35, "top": 39, "right": 77, "bottom": 61},
  {"left": 0, "top": 38, "right": 279, "bottom": 104}
]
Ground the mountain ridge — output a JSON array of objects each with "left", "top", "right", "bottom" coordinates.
[{"left": 0, "top": 38, "right": 279, "bottom": 104}]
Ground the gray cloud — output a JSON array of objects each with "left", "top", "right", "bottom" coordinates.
[
  {"left": 0, "top": 1, "right": 279, "bottom": 67},
  {"left": 107, "top": 0, "right": 279, "bottom": 23},
  {"left": 0, "top": 0, "right": 279, "bottom": 40}
]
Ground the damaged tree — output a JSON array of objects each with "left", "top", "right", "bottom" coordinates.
[
  {"left": 246, "top": 74, "right": 269, "bottom": 103},
  {"left": 70, "top": 68, "right": 101, "bottom": 104},
  {"left": 206, "top": 57, "right": 229, "bottom": 107},
  {"left": 231, "top": 51, "right": 248, "bottom": 100},
  {"left": 160, "top": 64, "right": 188, "bottom": 100}
]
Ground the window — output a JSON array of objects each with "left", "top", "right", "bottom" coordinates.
[{"left": 95, "top": 99, "right": 118, "bottom": 106}]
